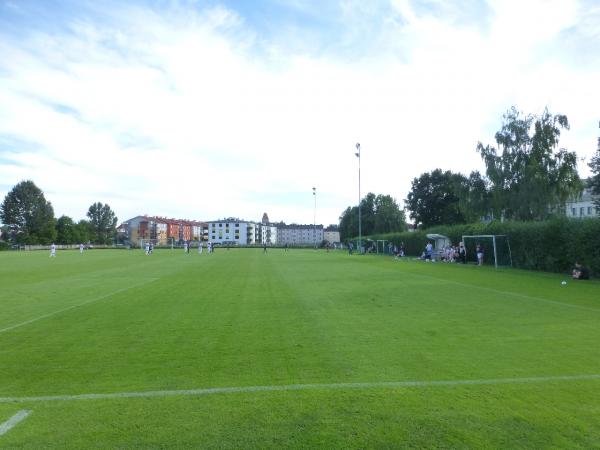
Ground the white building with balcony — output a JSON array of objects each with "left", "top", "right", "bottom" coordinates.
[{"left": 207, "top": 219, "right": 258, "bottom": 245}]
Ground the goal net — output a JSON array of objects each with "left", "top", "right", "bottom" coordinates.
[
  {"left": 462, "top": 235, "right": 512, "bottom": 268},
  {"left": 376, "top": 240, "right": 390, "bottom": 254}
]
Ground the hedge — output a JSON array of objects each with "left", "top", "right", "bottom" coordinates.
[{"left": 367, "top": 217, "right": 600, "bottom": 277}]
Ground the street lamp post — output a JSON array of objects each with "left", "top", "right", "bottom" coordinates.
[
  {"left": 312, "top": 187, "right": 316, "bottom": 248},
  {"left": 355, "top": 143, "right": 361, "bottom": 254}
]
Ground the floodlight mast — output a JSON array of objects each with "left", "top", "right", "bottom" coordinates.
[
  {"left": 355, "top": 143, "right": 362, "bottom": 254},
  {"left": 312, "top": 187, "right": 317, "bottom": 248}
]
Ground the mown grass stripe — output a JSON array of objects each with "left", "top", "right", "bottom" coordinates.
[
  {"left": 401, "top": 269, "right": 600, "bottom": 313},
  {"left": 0, "top": 278, "right": 159, "bottom": 334}
]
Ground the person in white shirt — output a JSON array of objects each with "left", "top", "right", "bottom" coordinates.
[
  {"left": 145, "top": 242, "right": 150, "bottom": 255},
  {"left": 198, "top": 242, "right": 203, "bottom": 254},
  {"left": 425, "top": 242, "right": 433, "bottom": 261},
  {"left": 50, "top": 243, "right": 56, "bottom": 257},
  {"left": 80, "top": 243, "right": 84, "bottom": 254}
]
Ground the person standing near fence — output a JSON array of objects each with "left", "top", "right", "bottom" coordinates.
[
  {"left": 476, "top": 244, "right": 484, "bottom": 266},
  {"left": 50, "top": 243, "right": 56, "bottom": 257},
  {"left": 458, "top": 242, "right": 466, "bottom": 263},
  {"left": 425, "top": 242, "right": 433, "bottom": 261}
]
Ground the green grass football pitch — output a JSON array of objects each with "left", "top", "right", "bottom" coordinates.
[{"left": 1, "top": 248, "right": 599, "bottom": 448}]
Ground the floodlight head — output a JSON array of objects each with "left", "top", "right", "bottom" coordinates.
[
  {"left": 355, "top": 152, "right": 359, "bottom": 157},
  {"left": 356, "top": 143, "right": 360, "bottom": 150}
]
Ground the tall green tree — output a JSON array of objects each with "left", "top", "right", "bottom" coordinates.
[
  {"left": 0, "top": 180, "right": 57, "bottom": 244},
  {"left": 373, "top": 194, "right": 406, "bottom": 234},
  {"left": 73, "top": 219, "right": 94, "bottom": 244},
  {"left": 339, "top": 206, "right": 358, "bottom": 242},
  {"left": 405, "top": 169, "right": 465, "bottom": 228},
  {"left": 477, "top": 107, "right": 582, "bottom": 220},
  {"left": 589, "top": 137, "right": 600, "bottom": 209},
  {"left": 56, "top": 215, "right": 76, "bottom": 244},
  {"left": 339, "top": 193, "right": 406, "bottom": 240},
  {"left": 453, "top": 171, "right": 491, "bottom": 223},
  {"left": 360, "top": 192, "right": 377, "bottom": 236},
  {"left": 87, "top": 202, "right": 118, "bottom": 244}
]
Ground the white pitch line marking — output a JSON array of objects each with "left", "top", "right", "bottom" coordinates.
[
  {"left": 1, "top": 374, "right": 599, "bottom": 404},
  {"left": 0, "top": 278, "right": 159, "bottom": 334},
  {"left": 0, "top": 410, "right": 31, "bottom": 436}
]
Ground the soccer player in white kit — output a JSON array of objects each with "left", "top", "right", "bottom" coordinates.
[
  {"left": 80, "top": 243, "right": 84, "bottom": 254},
  {"left": 198, "top": 242, "right": 203, "bottom": 254},
  {"left": 145, "top": 242, "right": 150, "bottom": 255},
  {"left": 184, "top": 242, "right": 188, "bottom": 253},
  {"left": 50, "top": 243, "right": 56, "bottom": 257}
]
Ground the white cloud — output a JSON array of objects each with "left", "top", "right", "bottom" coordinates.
[{"left": 0, "top": 0, "right": 598, "bottom": 227}]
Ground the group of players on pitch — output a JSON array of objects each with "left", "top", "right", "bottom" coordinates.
[{"left": 144, "top": 241, "right": 215, "bottom": 255}]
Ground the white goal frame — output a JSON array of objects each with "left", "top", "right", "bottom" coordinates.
[
  {"left": 139, "top": 238, "right": 158, "bottom": 250},
  {"left": 139, "top": 237, "right": 175, "bottom": 249},
  {"left": 462, "top": 234, "right": 512, "bottom": 269},
  {"left": 376, "top": 239, "right": 389, "bottom": 254}
]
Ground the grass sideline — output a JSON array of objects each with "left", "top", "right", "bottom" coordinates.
[{"left": 0, "top": 248, "right": 599, "bottom": 448}]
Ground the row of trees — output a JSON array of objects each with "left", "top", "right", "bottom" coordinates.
[
  {"left": 0, "top": 180, "right": 118, "bottom": 245},
  {"left": 405, "top": 107, "right": 585, "bottom": 228},
  {"left": 339, "top": 193, "right": 406, "bottom": 241}
]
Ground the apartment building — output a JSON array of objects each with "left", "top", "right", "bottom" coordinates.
[
  {"left": 323, "top": 226, "right": 340, "bottom": 244},
  {"left": 206, "top": 218, "right": 259, "bottom": 245},
  {"left": 123, "top": 216, "right": 207, "bottom": 246},
  {"left": 277, "top": 224, "right": 324, "bottom": 246}
]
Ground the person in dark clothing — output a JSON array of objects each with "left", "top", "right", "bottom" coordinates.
[
  {"left": 572, "top": 262, "right": 590, "bottom": 280},
  {"left": 459, "top": 242, "right": 466, "bottom": 264}
]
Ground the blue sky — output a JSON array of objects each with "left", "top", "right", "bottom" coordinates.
[{"left": 1, "top": 0, "right": 599, "bottom": 226}]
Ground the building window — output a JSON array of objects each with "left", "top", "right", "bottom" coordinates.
[
  {"left": 580, "top": 207, "right": 584, "bottom": 217},
  {"left": 571, "top": 208, "right": 576, "bottom": 216},
  {"left": 588, "top": 206, "right": 592, "bottom": 215}
]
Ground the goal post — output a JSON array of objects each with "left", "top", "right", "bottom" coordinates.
[
  {"left": 139, "top": 238, "right": 159, "bottom": 250},
  {"left": 376, "top": 239, "right": 388, "bottom": 254},
  {"left": 139, "top": 237, "right": 175, "bottom": 250},
  {"left": 462, "top": 235, "right": 512, "bottom": 269}
]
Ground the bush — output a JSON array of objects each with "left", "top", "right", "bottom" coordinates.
[{"left": 368, "top": 217, "right": 600, "bottom": 276}]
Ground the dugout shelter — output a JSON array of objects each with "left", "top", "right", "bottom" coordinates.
[{"left": 426, "top": 233, "right": 451, "bottom": 261}]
